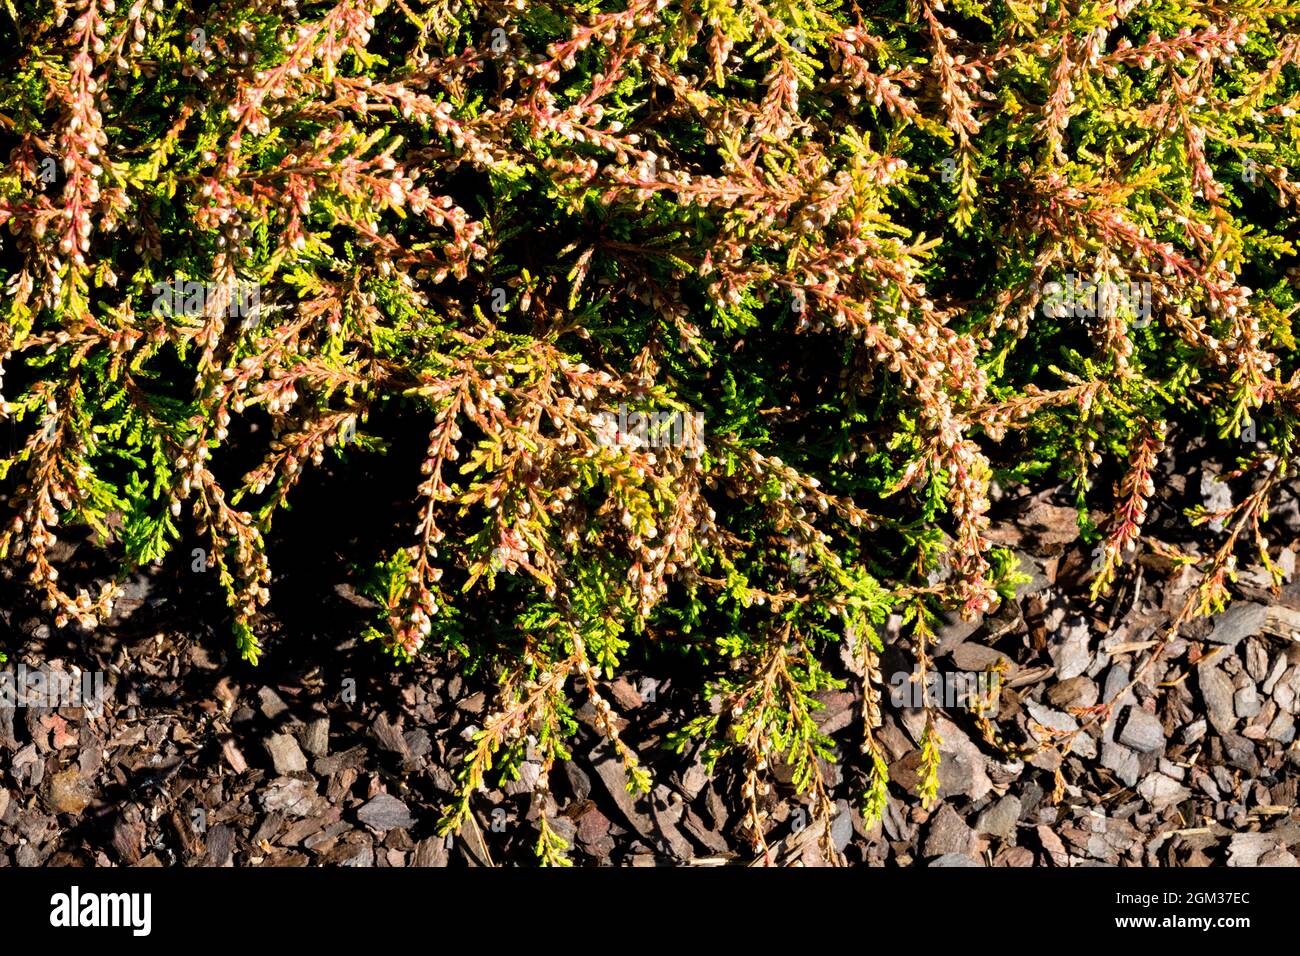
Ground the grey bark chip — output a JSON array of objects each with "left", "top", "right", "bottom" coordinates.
[
  {"left": 357, "top": 794, "right": 415, "bottom": 832},
  {"left": 1115, "top": 706, "right": 1164, "bottom": 754}
]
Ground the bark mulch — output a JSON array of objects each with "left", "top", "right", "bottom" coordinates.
[{"left": 2, "top": 476, "right": 1300, "bottom": 867}]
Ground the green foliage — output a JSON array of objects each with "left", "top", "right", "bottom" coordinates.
[{"left": 2, "top": 0, "right": 1299, "bottom": 862}]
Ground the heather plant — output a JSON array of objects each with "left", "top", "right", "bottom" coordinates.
[{"left": 1, "top": 0, "right": 1299, "bottom": 863}]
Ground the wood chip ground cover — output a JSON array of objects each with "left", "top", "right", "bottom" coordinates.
[{"left": 3, "top": 478, "right": 1299, "bottom": 868}]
